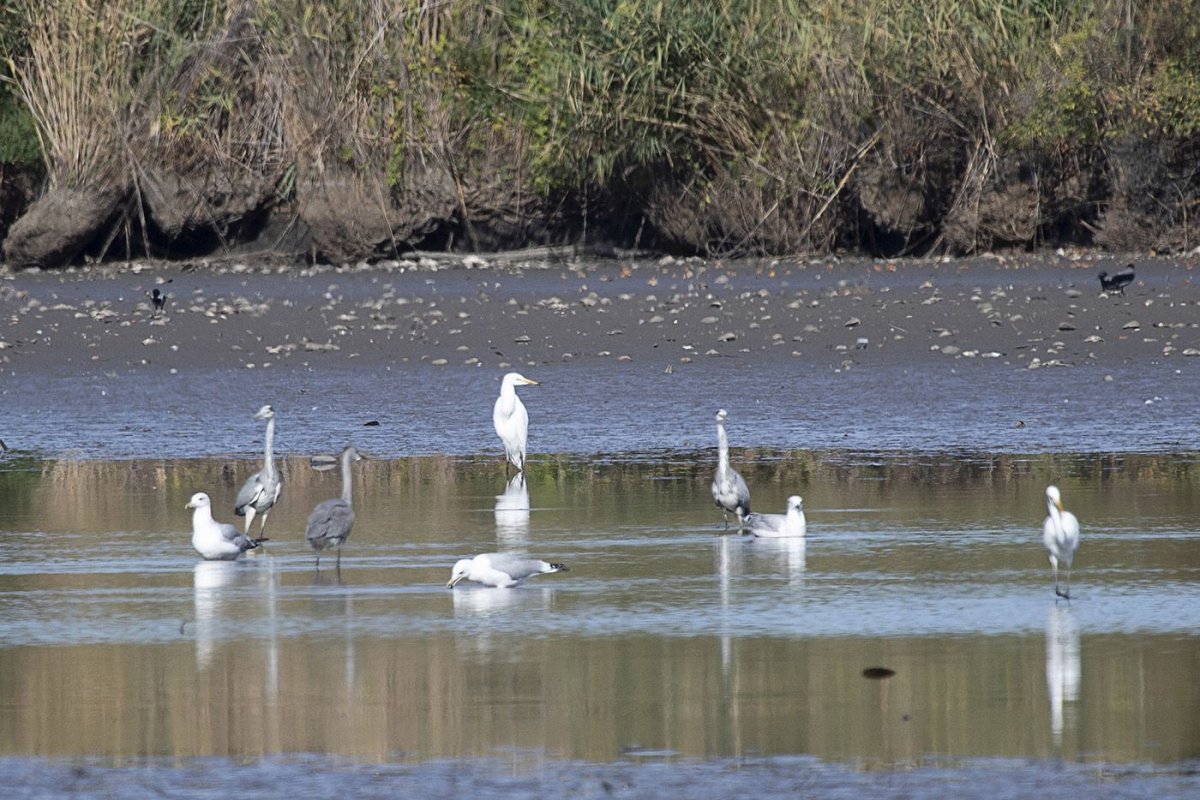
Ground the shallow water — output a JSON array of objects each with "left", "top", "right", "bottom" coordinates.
[
  {"left": 2, "top": 451, "right": 1200, "bottom": 793},
  {"left": 3, "top": 358, "right": 1198, "bottom": 460}
]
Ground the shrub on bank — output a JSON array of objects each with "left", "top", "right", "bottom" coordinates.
[{"left": 0, "top": 0, "right": 1198, "bottom": 267}]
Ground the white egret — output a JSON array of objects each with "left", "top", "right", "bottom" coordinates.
[
  {"left": 493, "top": 372, "right": 539, "bottom": 473},
  {"left": 186, "top": 491, "right": 266, "bottom": 560},
  {"left": 711, "top": 409, "right": 751, "bottom": 529},
  {"left": 306, "top": 446, "right": 364, "bottom": 570},
  {"left": 234, "top": 404, "right": 282, "bottom": 538},
  {"left": 1042, "top": 485, "right": 1080, "bottom": 599},
  {"left": 447, "top": 552, "right": 569, "bottom": 588},
  {"left": 748, "top": 495, "right": 807, "bottom": 538}
]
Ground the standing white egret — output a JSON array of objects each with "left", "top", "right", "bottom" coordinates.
[
  {"left": 447, "top": 552, "right": 569, "bottom": 588},
  {"left": 493, "top": 372, "right": 539, "bottom": 473},
  {"left": 711, "top": 409, "right": 751, "bottom": 529},
  {"left": 186, "top": 492, "right": 266, "bottom": 560},
  {"left": 1043, "top": 485, "right": 1080, "bottom": 599},
  {"left": 748, "top": 495, "right": 807, "bottom": 538},
  {"left": 234, "top": 405, "right": 282, "bottom": 538},
  {"left": 306, "top": 446, "right": 365, "bottom": 570}
]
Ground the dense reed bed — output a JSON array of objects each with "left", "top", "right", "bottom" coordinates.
[{"left": 1, "top": 0, "right": 1198, "bottom": 265}]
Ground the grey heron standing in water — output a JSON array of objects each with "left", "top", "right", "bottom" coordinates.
[
  {"left": 235, "top": 405, "right": 282, "bottom": 539},
  {"left": 711, "top": 409, "right": 751, "bottom": 529},
  {"left": 306, "top": 445, "right": 365, "bottom": 571},
  {"left": 186, "top": 492, "right": 266, "bottom": 560},
  {"left": 493, "top": 372, "right": 539, "bottom": 473},
  {"left": 1043, "top": 485, "right": 1080, "bottom": 600}
]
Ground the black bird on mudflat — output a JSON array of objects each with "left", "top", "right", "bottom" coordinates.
[
  {"left": 149, "top": 288, "right": 167, "bottom": 316},
  {"left": 1098, "top": 264, "right": 1135, "bottom": 295}
]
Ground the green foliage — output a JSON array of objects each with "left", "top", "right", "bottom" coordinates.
[
  {"left": 0, "top": 93, "right": 40, "bottom": 165},
  {"left": 5, "top": 0, "right": 1200, "bottom": 253}
]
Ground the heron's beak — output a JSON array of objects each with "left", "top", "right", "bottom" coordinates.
[
  {"left": 447, "top": 574, "right": 464, "bottom": 588},
  {"left": 1055, "top": 499, "right": 1065, "bottom": 512},
  {"left": 521, "top": 378, "right": 540, "bottom": 386}
]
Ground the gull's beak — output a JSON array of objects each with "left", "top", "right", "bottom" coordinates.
[
  {"left": 185, "top": 500, "right": 196, "bottom": 509},
  {"left": 447, "top": 574, "right": 464, "bottom": 588}
]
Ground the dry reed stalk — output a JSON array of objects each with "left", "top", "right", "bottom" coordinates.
[{"left": 4, "top": 0, "right": 152, "bottom": 187}]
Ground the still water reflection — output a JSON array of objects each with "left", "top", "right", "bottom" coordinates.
[{"left": 1, "top": 450, "right": 1199, "bottom": 765}]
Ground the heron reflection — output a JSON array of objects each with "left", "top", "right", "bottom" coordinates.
[
  {"left": 1045, "top": 603, "right": 1081, "bottom": 744},
  {"left": 494, "top": 473, "right": 530, "bottom": 548}
]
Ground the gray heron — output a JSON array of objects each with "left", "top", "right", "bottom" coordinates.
[
  {"left": 711, "top": 409, "right": 751, "bottom": 529},
  {"left": 234, "top": 404, "right": 282, "bottom": 538},
  {"left": 306, "top": 445, "right": 364, "bottom": 570}
]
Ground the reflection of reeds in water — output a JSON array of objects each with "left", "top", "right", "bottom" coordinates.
[
  {"left": 1046, "top": 604, "right": 1081, "bottom": 745},
  {"left": 20, "top": 450, "right": 1200, "bottom": 550}
]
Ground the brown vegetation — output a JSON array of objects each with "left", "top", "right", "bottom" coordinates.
[{"left": 0, "top": 1, "right": 1199, "bottom": 268}]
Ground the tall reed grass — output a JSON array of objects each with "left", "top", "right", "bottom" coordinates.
[{"left": 2, "top": 0, "right": 1199, "bottom": 258}]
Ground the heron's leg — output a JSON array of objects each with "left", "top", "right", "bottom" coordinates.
[
  {"left": 314, "top": 553, "right": 321, "bottom": 571},
  {"left": 336, "top": 546, "right": 342, "bottom": 569},
  {"left": 1052, "top": 562, "right": 1070, "bottom": 600},
  {"left": 244, "top": 506, "right": 257, "bottom": 535}
]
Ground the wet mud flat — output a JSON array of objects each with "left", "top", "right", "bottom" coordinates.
[
  {"left": 2, "top": 253, "right": 1200, "bottom": 459},
  {"left": 5, "top": 754, "right": 1200, "bottom": 800}
]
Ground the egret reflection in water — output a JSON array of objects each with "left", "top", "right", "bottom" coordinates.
[
  {"left": 494, "top": 473, "right": 530, "bottom": 548},
  {"left": 1045, "top": 604, "right": 1081, "bottom": 744}
]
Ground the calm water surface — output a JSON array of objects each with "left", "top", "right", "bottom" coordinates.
[{"left": 2, "top": 451, "right": 1200, "bottom": 798}]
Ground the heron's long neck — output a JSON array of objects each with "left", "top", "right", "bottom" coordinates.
[
  {"left": 262, "top": 417, "right": 276, "bottom": 479},
  {"left": 1047, "top": 501, "right": 1061, "bottom": 527},
  {"left": 499, "top": 381, "right": 517, "bottom": 412},
  {"left": 716, "top": 422, "right": 730, "bottom": 470},
  {"left": 340, "top": 452, "right": 354, "bottom": 503}
]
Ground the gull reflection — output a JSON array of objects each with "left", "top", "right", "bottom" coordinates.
[
  {"left": 452, "top": 585, "right": 553, "bottom": 656},
  {"left": 1046, "top": 603, "right": 1081, "bottom": 744},
  {"left": 193, "top": 561, "right": 248, "bottom": 670},
  {"left": 749, "top": 537, "right": 807, "bottom": 587},
  {"left": 494, "top": 473, "right": 530, "bottom": 549},
  {"left": 192, "top": 559, "right": 280, "bottom": 694}
]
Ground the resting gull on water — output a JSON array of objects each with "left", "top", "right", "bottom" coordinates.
[
  {"left": 186, "top": 492, "right": 266, "bottom": 560},
  {"left": 747, "top": 495, "right": 807, "bottom": 538}
]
